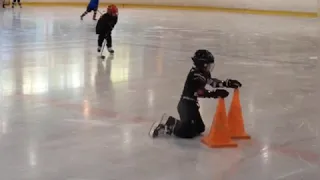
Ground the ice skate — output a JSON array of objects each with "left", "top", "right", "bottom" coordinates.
[
  {"left": 93, "top": 12, "right": 97, "bottom": 21},
  {"left": 80, "top": 11, "right": 87, "bottom": 21},
  {"left": 149, "top": 113, "right": 173, "bottom": 138},
  {"left": 149, "top": 122, "right": 165, "bottom": 138},
  {"left": 107, "top": 47, "right": 114, "bottom": 54},
  {"left": 164, "top": 115, "right": 177, "bottom": 135}
]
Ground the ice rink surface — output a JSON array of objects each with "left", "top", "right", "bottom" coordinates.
[{"left": 1, "top": 6, "right": 320, "bottom": 180}]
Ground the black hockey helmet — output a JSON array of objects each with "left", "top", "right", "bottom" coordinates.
[{"left": 191, "top": 49, "right": 215, "bottom": 72}]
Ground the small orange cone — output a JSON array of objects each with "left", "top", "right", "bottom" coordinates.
[
  {"left": 201, "top": 98, "right": 238, "bottom": 148},
  {"left": 227, "top": 89, "right": 251, "bottom": 139}
]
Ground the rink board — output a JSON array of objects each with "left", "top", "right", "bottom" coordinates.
[
  {"left": 21, "top": 2, "right": 319, "bottom": 18},
  {"left": 3, "top": 0, "right": 11, "bottom": 5}
]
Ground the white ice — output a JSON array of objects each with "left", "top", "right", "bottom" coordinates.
[{"left": 1, "top": 6, "right": 320, "bottom": 180}]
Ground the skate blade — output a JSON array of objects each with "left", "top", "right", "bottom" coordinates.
[{"left": 100, "top": 55, "right": 105, "bottom": 59}]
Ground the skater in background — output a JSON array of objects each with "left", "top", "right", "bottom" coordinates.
[
  {"left": 149, "top": 49, "right": 242, "bottom": 139},
  {"left": 80, "top": 0, "right": 99, "bottom": 20},
  {"left": 2, "top": 0, "right": 7, "bottom": 8},
  {"left": 96, "top": 4, "right": 118, "bottom": 54},
  {"left": 12, "top": 0, "right": 22, "bottom": 8}
]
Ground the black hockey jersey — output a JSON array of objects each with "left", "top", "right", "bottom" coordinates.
[
  {"left": 181, "top": 67, "right": 224, "bottom": 101},
  {"left": 96, "top": 13, "right": 118, "bottom": 34},
  {"left": 181, "top": 67, "right": 211, "bottom": 101}
]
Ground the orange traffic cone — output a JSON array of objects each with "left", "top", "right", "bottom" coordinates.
[
  {"left": 227, "top": 89, "right": 251, "bottom": 139},
  {"left": 201, "top": 98, "right": 238, "bottom": 148}
]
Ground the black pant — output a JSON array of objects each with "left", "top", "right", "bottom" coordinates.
[
  {"left": 98, "top": 32, "right": 112, "bottom": 48},
  {"left": 86, "top": 5, "right": 97, "bottom": 12},
  {"left": 172, "top": 99, "right": 205, "bottom": 139},
  {"left": 13, "top": 0, "right": 21, "bottom": 3}
]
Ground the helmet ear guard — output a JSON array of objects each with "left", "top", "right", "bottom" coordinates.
[{"left": 206, "top": 62, "right": 215, "bottom": 72}]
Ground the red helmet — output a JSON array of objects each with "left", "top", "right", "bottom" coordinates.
[{"left": 107, "top": 4, "right": 118, "bottom": 16}]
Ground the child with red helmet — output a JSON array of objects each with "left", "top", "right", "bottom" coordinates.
[{"left": 95, "top": 4, "right": 118, "bottom": 54}]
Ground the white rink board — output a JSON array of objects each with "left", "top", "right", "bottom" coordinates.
[{"left": 23, "top": 0, "right": 318, "bottom": 13}]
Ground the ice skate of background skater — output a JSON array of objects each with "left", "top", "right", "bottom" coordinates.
[
  {"left": 80, "top": 0, "right": 99, "bottom": 20},
  {"left": 149, "top": 49, "right": 242, "bottom": 139},
  {"left": 12, "top": 0, "right": 22, "bottom": 8},
  {"left": 96, "top": 4, "right": 118, "bottom": 54}
]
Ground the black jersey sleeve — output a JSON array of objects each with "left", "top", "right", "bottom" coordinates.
[
  {"left": 203, "top": 71, "right": 223, "bottom": 88},
  {"left": 207, "top": 78, "right": 224, "bottom": 88},
  {"left": 112, "top": 16, "right": 118, "bottom": 29}
]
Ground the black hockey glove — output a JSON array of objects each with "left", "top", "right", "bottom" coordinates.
[
  {"left": 210, "top": 89, "right": 229, "bottom": 99},
  {"left": 223, "top": 79, "right": 242, "bottom": 89}
]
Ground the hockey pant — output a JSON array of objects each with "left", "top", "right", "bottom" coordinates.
[
  {"left": 98, "top": 32, "right": 112, "bottom": 48},
  {"left": 81, "top": 5, "right": 97, "bottom": 19},
  {"left": 86, "top": 5, "right": 97, "bottom": 12},
  {"left": 170, "top": 99, "right": 205, "bottom": 139}
]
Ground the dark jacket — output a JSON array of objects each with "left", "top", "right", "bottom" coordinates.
[
  {"left": 96, "top": 13, "right": 118, "bottom": 34},
  {"left": 181, "top": 67, "right": 210, "bottom": 101}
]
